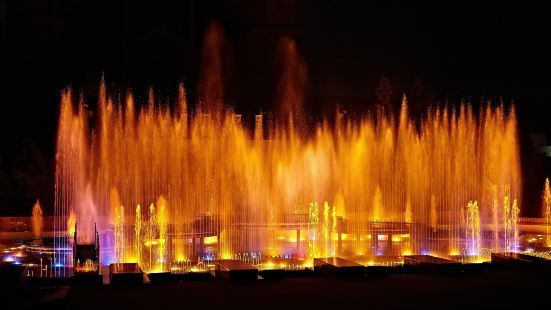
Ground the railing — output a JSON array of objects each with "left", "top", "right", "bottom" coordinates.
[
  {"left": 0, "top": 216, "right": 57, "bottom": 232},
  {"left": 518, "top": 217, "right": 548, "bottom": 225}
]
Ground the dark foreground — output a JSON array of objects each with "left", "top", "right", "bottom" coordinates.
[{"left": 4, "top": 270, "right": 549, "bottom": 309}]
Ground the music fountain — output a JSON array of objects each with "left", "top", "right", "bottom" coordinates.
[
  {"left": 10, "top": 25, "right": 546, "bottom": 284},
  {"left": 51, "top": 78, "right": 526, "bottom": 280}
]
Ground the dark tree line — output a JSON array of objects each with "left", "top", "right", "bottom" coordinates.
[{"left": 0, "top": 139, "right": 54, "bottom": 216}]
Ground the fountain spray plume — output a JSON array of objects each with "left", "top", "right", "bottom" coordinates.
[
  {"left": 466, "top": 201, "right": 481, "bottom": 257},
  {"left": 543, "top": 178, "right": 551, "bottom": 247},
  {"left": 54, "top": 81, "right": 522, "bottom": 269},
  {"left": 197, "top": 21, "right": 229, "bottom": 116},
  {"left": 274, "top": 37, "right": 307, "bottom": 132},
  {"left": 52, "top": 24, "right": 522, "bottom": 272},
  {"left": 32, "top": 199, "right": 43, "bottom": 238}
]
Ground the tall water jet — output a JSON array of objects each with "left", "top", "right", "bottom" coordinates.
[
  {"left": 197, "top": 21, "right": 228, "bottom": 115},
  {"left": 157, "top": 196, "right": 168, "bottom": 272},
  {"left": 372, "top": 186, "right": 384, "bottom": 222},
  {"left": 274, "top": 37, "right": 307, "bottom": 130},
  {"left": 135, "top": 204, "right": 142, "bottom": 265},
  {"left": 491, "top": 185, "right": 499, "bottom": 250},
  {"left": 543, "top": 178, "right": 551, "bottom": 247},
  {"left": 308, "top": 202, "right": 320, "bottom": 258},
  {"left": 512, "top": 199, "right": 520, "bottom": 250},
  {"left": 67, "top": 210, "right": 75, "bottom": 238},
  {"left": 114, "top": 204, "right": 125, "bottom": 263},
  {"left": 430, "top": 195, "right": 437, "bottom": 233},
  {"left": 466, "top": 201, "right": 480, "bottom": 257},
  {"left": 32, "top": 199, "right": 43, "bottom": 238}
]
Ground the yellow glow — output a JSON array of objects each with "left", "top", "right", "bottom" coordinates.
[
  {"left": 543, "top": 179, "right": 551, "bottom": 247},
  {"left": 67, "top": 210, "right": 76, "bottom": 237},
  {"left": 149, "top": 266, "right": 164, "bottom": 273},
  {"left": 175, "top": 254, "right": 187, "bottom": 262},
  {"left": 31, "top": 199, "right": 43, "bottom": 237},
  {"left": 203, "top": 236, "right": 218, "bottom": 244},
  {"left": 55, "top": 73, "right": 522, "bottom": 265}
]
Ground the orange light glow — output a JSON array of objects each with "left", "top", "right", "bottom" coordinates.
[{"left": 53, "top": 27, "right": 521, "bottom": 272}]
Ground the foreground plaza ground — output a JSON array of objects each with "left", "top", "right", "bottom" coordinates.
[{"left": 5, "top": 269, "right": 549, "bottom": 309}]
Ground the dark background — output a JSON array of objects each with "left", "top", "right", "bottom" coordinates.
[{"left": 0, "top": 0, "right": 550, "bottom": 216}]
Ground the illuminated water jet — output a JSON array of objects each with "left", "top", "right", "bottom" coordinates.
[
  {"left": 542, "top": 178, "right": 551, "bottom": 247},
  {"left": 51, "top": 27, "right": 522, "bottom": 276},
  {"left": 32, "top": 199, "right": 43, "bottom": 238},
  {"left": 52, "top": 86, "right": 521, "bottom": 274}
]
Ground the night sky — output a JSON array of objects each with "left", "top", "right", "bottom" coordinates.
[{"left": 1, "top": 0, "right": 550, "bottom": 215}]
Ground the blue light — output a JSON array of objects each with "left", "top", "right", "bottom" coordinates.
[
  {"left": 54, "top": 262, "right": 65, "bottom": 268},
  {"left": 421, "top": 249, "right": 429, "bottom": 255},
  {"left": 203, "top": 253, "right": 215, "bottom": 261}
]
